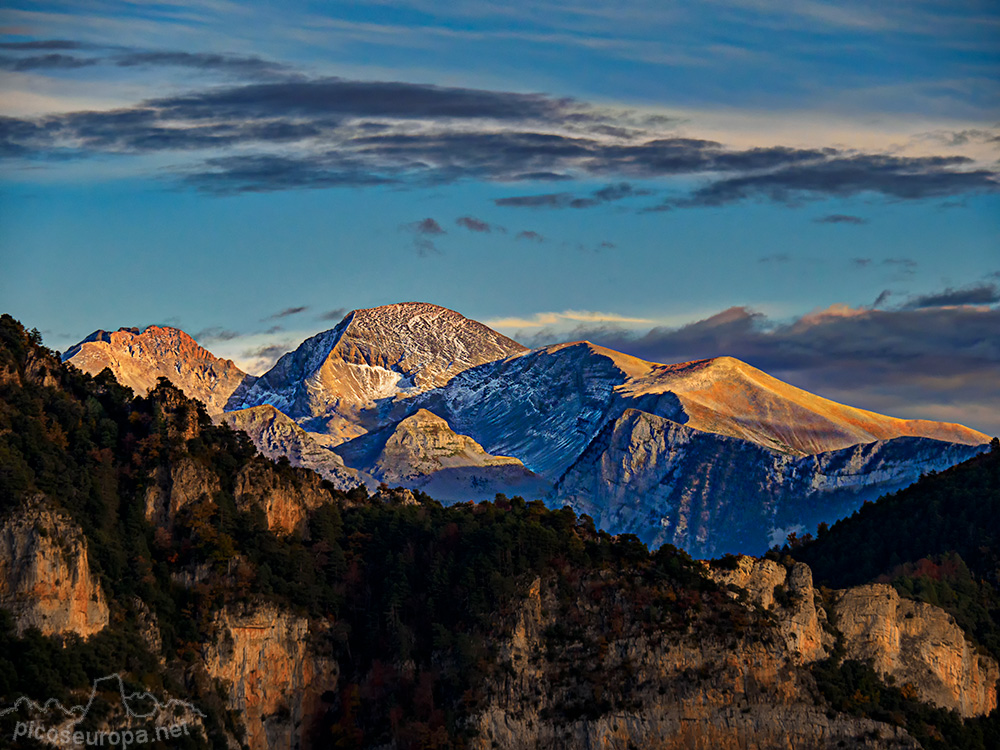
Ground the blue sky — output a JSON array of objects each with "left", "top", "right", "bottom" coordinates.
[{"left": 1, "top": 0, "right": 998, "bottom": 432}]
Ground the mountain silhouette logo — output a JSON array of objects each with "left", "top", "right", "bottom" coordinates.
[{"left": 1, "top": 673, "right": 205, "bottom": 746}]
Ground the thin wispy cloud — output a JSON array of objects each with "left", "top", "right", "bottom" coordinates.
[
  {"left": 456, "top": 215, "right": 504, "bottom": 233},
  {"left": 263, "top": 305, "right": 309, "bottom": 321},
  {"left": 814, "top": 214, "right": 867, "bottom": 224},
  {"left": 402, "top": 217, "right": 446, "bottom": 255},
  {"left": 486, "top": 309, "right": 654, "bottom": 329}
]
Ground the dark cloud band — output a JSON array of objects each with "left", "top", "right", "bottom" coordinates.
[{"left": 2, "top": 71, "right": 996, "bottom": 204}]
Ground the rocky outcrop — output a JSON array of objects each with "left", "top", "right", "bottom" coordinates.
[
  {"left": 233, "top": 459, "right": 332, "bottom": 535},
  {"left": 707, "top": 556, "right": 832, "bottom": 664},
  {"left": 705, "top": 557, "right": 999, "bottom": 718},
  {"left": 221, "top": 405, "right": 370, "bottom": 491},
  {"left": 470, "top": 571, "right": 918, "bottom": 750},
  {"left": 555, "top": 409, "right": 986, "bottom": 556},
  {"left": 64, "top": 325, "right": 250, "bottom": 416},
  {"left": 0, "top": 496, "right": 109, "bottom": 639},
  {"left": 202, "top": 601, "right": 338, "bottom": 750},
  {"left": 834, "top": 584, "right": 999, "bottom": 717},
  {"left": 143, "top": 457, "right": 221, "bottom": 527}
]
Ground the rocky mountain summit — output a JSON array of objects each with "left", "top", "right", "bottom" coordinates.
[
  {"left": 63, "top": 325, "right": 251, "bottom": 415},
  {"left": 64, "top": 303, "right": 991, "bottom": 555},
  {"left": 229, "top": 302, "right": 526, "bottom": 439}
]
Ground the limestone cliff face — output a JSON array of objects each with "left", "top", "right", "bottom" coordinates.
[
  {"left": 0, "top": 496, "right": 108, "bottom": 639},
  {"left": 202, "top": 601, "right": 338, "bottom": 750},
  {"left": 707, "top": 557, "right": 832, "bottom": 664},
  {"left": 834, "top": 585, "right": 999, "bottom": 717},
  {"left": 705, "top": 557, "right": 999, "bottom": 718},
  {"left": 233, "top": 459, "right": 331, "bottom": 535},
  {"left": 470, "top": 571, "right": 917, "bottom": 750},
  {"left": 144, "top": 457, "right": 222, "bottom": 527}
]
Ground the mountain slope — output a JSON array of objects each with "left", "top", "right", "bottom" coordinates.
[
  {"left": 424, "top": 341, "right": 988, "bottom": 480},
  {"left": 621, "top": 355, "right": 988, "bottom": 454},
  {"left": 231, "top": 302, "right": 526, "bottom": 440},
  {"left": 63, "top": 325, "right": 251, "bottom": 415},
  {"left": 554, "top": 408, "right": 987, "bottom": 557}
]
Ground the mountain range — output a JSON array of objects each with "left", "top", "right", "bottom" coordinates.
[{"left": 64, "top": 302, "right": 990, "bottom": 556}]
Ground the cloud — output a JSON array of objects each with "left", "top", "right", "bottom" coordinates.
[
  {"left": 814, "top": 214, "right": 867, "bottom": 224},
  {"left": 485, "top": 309, "right": 654, "bottom": 329},
  {"left": 318, "top": 307, "right": 348, "bottom": 321},
  {"left": 402, "top": 217, "right": 446, "bottom": 256},
  {"left": 872, "top": 289, "right": 892, "bottom": 308},
  {"left": 883, "top": 257, "right": 917, "bottom": 277},
  {"left": 0, "top": 40, "right": 92, "bottom": 50},
  {"left": 112, "top": 51, "right": 294, "bottom": 78},
  {"left": 0, "top": 42, "right": 295, "bottom": 78},
  {"left": 515, "top": 230, "right": 545, "bottom": 242},
  {"left": 193, "top": 326, "right": 241, "bottom": 342},
  {"left": 0, "top": 53, "right": 99, "bottom": 71},
  {"left": 241, "top": 343, "right": 293, "bottom": 372},
  {"left": 263, "top": 305, "right": 309, "bottom": 320},
  {"left": 409, "top": 218, "right": 445, "bottom": 235},
  {"left": 668, "top": 155, "right": 998, "bottom": 208},
  {"left": 456, "top": 215, "right": 503, "bottom": 233},
  {"left": 538, "top": 299, "right": 1000, "bottom": 435},
  {"left": 495, "top": 182, "right": 651, "bottom": 209},
  {"left": 1, "top": 73, "right": 996, "bottom": 203},
  {"left": 903, "top": 283, "right": 999, "bottom": 309}
]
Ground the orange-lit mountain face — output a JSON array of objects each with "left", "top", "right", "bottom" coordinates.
[
  {"left": 621, "top": 354, "right": 989, "bottom": 454},
  {"left": 63, "top": 326, "right": 252, "bottom": 416},
  {"left": 65, "top": 304, "right": 991, "bottom": 555}
]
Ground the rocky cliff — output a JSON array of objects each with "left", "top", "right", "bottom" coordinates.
[
  {"left": 0, "top": 495, "right": 109, "bottom": 639},
  {"left": 705, "top": 556, "right": 998, "bottom": 718},
  {"left": 467, "top": 554, "right": 997, "bottom": 750},
  {"left": 833, "top": 585, "right": 999, "bottom": 717},
  {"left": 470, "top": 568, "right": 918, "bottom": 750},
  {"left": 202, "top": 601, "right": 338, "bottom": 750},
  {"left": 233, "top": 459, "right": 333, "bottom": 536}
]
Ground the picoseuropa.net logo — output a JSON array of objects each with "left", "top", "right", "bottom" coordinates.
[{"left": 0, "top": 674, "right": 206, "bottom": 747}]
